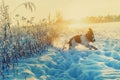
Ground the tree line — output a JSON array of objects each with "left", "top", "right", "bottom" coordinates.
[{"left": 82, "top": 14, "right": 120, "bottom": 23}]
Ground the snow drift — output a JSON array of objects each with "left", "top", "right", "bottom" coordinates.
[{"left": 0, "top": 22, "right": 120, "bottom": 80}]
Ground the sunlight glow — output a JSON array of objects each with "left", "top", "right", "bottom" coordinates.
[{"left": 5, "top": 0, "right": 120, "bottom": 21}]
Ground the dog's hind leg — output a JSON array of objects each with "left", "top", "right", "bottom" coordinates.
[
  {"left": 69, "top": 45, "right": 71, "bottom": 50},
  {"left": 69, "top": 42, "right": 72, "bottom": 50},
  {"left": 68, "top": 39, "right": 72, "bottom": 50}
]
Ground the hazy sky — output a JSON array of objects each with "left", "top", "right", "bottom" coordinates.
[{"left": 3, "top": 0, "right": 120, "bottom": 20}]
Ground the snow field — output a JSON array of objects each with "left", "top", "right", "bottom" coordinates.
[{"left": 1, "top": 22, "right": 120, "bottom": 80}]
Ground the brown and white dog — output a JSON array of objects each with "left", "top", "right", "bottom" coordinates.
[{"left": 68, "top": 28, "right": 98, "bottom": 50}]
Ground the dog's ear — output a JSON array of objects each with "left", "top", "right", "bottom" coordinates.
[{"left": 89, "top": 28, "right": 92, "bottom": 31}]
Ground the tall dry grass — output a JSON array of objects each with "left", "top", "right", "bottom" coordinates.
[{"left": 0, "top": 1, "right": 68, "bottom": 79}]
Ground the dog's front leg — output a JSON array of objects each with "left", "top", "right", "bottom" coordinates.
[
  {"left": 90, "top": 45, "right": 98, "bottom": 50},
  {"left": 85, "top": 44, "right": 92, "bottom": 50},
  {"left": 86, "top": 44, "right": 98, "bottom": 50}
]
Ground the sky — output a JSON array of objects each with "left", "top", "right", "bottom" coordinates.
[{"left": 2, "top": 0, "right": 120, "bottom": 20}]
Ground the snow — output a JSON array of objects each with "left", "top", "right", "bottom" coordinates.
[{"left": 1, "top": 22, "right": 120, "bottom": 80}]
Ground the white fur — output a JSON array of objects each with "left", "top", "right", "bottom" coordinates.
[
  {"left": 70, "top": 39, "right": 78, "bottom": 48},
  {"left": 81, "top": 34, "right": 89, "bottom": 46}
]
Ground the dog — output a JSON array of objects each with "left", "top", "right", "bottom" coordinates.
[{"left": 68, "top": 28, "right": 98, "bottom": 50}]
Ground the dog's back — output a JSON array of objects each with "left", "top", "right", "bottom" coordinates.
[{"left": 68, "top": 35, "right": 82, "bottom": 49}]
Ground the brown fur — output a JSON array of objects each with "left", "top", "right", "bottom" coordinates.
[
  {"left": 86, "top": 28, "right": 95, "bottom": 42},
  {"left": 68, "top": 35, "right": 82, "bottom": 49}
]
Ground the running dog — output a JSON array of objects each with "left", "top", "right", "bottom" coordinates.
[{"left": 68, "top": 28, "right": 98, "bottom": 50}]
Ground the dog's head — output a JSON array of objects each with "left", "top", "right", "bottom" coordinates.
[{"left": 86, "top": 28, "right": 95, "bottom": 42}]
